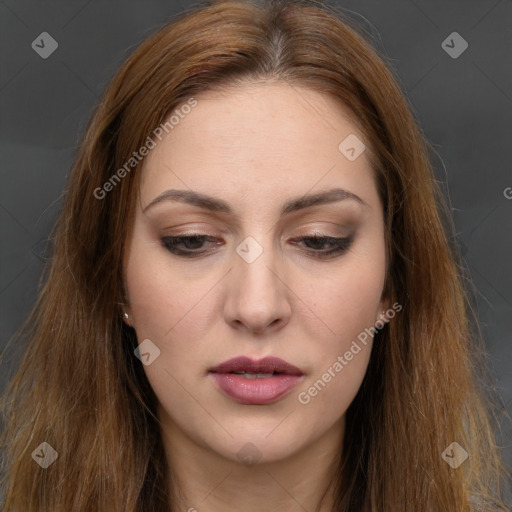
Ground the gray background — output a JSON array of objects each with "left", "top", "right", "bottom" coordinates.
[{"left": 1, "top": 0, "right": 511, "bottom": 470}]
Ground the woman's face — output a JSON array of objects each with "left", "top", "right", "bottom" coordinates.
[{"left": 124, "top": 82, "right": 388, "bottom": 464}]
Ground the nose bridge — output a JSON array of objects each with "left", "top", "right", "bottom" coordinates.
[
  {"left": 234, "top": 234, "right": 280, "bottom": 298},
  {"left": 225, "top": 233, "right": 291, "bottom": 332}
]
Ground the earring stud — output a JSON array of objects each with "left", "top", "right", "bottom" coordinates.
[{"left": 123, "top": 312, "right": 129, "bottom": 320}]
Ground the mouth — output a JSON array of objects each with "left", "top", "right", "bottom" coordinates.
[{"left": 208, "top": 356, "right": 304, "bottom": 405}]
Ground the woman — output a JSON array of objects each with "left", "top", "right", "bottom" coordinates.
[{"left": 1, "top": 0, "right": 510, "bottom": 510}]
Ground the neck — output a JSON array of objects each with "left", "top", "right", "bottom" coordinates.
[{"left": 159, "top": 413, "right": 344, "bottom": 512}]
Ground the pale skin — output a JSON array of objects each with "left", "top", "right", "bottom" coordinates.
[{"left": 123, "top": 81, "right": 389, "bottom": 512}]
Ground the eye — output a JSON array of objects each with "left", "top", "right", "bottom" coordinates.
[
  {"left": 161, "top": 233, "right": 354, "bottom": 259},
  {"left": 161, "top": 235, "right": 221, "bottom": 257},
  {"left": 290, "top": 234, "right": 354, "bottom": 259}
]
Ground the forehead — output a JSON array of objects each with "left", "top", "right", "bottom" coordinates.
[{"left": 138, "top": 81, "right": 379, "bottom": 214}]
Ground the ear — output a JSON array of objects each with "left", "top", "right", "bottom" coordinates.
[
  {"left": 377, "top": 298, "right": 391, "bottom": 324},
  {"left": 122, "top": 311, "right": 132, "bottom": 326},
  {"left": 121, "top": 301, "right": 133, "bottom": 327},
  {"left": 121, "top": 278, "right": 133, "bottom": 326}
]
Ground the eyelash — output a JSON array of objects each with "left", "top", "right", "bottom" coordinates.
[{"left": 160, "top": 234, "right": 353, "bottom": 259}]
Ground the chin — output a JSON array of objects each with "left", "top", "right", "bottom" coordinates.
[{"left": 202, "top": 418, "right": 315, "bottom": 465}]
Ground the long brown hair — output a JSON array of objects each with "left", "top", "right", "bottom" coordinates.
[{"left": 1, "top": 0, "right": 510, "bottom": 510}]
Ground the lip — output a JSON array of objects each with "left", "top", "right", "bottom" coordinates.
[{"left": 208, "top": 356, "right": 304, "bottom": 405}]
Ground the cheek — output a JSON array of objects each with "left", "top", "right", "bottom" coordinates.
[
  {"left": 124, "top": 237, "right": 223, "bottom": 383},
  {"left": 294, "top": 276, "right": 379, "bottom": 420},
  {"left": 124, "top": 250, "right": 216, "bottom": 423},
  {"left": 293, "top": 256, "right": 385, "bottom": 411},
  {"left": 301, "top": 258, "right": 385, "bottom": 346},
  {"left": 124, "top": 233, "right": 206, "bottom": 338}
]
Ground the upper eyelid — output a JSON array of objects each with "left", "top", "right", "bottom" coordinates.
[
  {"left": 162, "top": 233, "right": 348, "bottom": 241},
  {"left": 162, "top": 222, "right": 353, "bottom": 236},
  {"left": 154, "top": 211, "right": 358, "bottom": 234}
]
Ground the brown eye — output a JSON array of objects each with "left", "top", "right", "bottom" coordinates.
[
  {"left": 161, "top": 235, "right": 221, "bottom": 257},
  {"left": 290, "top": 234, "right": 354, "bottom": 259}
]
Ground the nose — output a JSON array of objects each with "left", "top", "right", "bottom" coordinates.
[{"left": 223, "top": 238, "right": 292, "bottom": 335}]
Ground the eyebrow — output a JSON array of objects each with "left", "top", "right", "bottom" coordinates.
[{"left": 142, "top": 187, "right": 368, "bottom": 215}]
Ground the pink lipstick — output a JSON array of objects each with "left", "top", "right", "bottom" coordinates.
[{"left": 208, "top": 356, "right": 304, "bottom": 405}]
